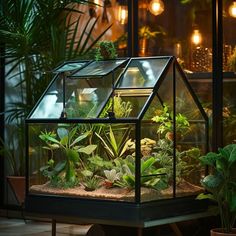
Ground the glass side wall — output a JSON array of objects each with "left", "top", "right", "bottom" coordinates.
[
  {"left": 28, "top": 122, "right": 137, "bottom": 202},
  {"left": 223, "top": 1, "right": 236, "bottom": 145},
  {"left": 140, "top": 63, "right": 206, "bottom": 202}
]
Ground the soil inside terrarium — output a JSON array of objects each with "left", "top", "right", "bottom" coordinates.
[{"left": 30, "top": 180, "right": 203, "bottom": 202}]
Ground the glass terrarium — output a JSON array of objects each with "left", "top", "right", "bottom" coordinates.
[{"left": 25, "top": 56, "right": 208, "bottom": 224}]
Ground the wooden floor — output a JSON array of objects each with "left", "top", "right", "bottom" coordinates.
[{"left": 0, "top": 217, "right": 97, "bottom": 236}]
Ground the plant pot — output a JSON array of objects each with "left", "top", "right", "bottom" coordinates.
[
  {"left": 211, "top": 228, "right": 236, "bottom": 236},
  {"left": 139, "top": 38, "right": 148, "bottom": 56},
  {"left": 7, "top": 176, "right": 25, "bottom": 205}
]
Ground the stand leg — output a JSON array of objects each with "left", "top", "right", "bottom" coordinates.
[
  {"left": 170, "top": 223, "right": 183, "bottom": 236},
  {"left": 52, "top": 219, "right": 56, "bottom": 236},
  {"left": 137, "top": 227, "right": 143, "bottom": 236}
]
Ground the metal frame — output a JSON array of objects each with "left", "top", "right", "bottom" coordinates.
[
  {"left": 212, "top": 0, "right": 223, "bottom": 150},
  {"left": 0, "top": 43, "right": 5, "bottom": 208}
]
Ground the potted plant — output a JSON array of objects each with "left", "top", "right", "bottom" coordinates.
[
  {"left": 138, "top": 25, "right": 165, "bottom": 56},
  {"left": 197, "top": 144, "right": 236, "bottom": 235},
  {"left": 0, "top": 124, "right": 26, "bottom": 205},
  {"left": 95, "top": 41, "right": 117, "bottom": 60}
]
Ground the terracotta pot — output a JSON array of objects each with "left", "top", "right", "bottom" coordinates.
[
  {"left": 7, "top": 176, "right": 25, "bottom": 205},
  {"left": 211, "top": 228, "right": 236, "bottom": 236}
]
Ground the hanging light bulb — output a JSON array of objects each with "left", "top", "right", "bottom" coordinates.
[
  {"left": 94, "top": 0, "right": 101, "bottom": 5},
  {"left": 229, "top": 1, "right": 236, "bottom": 17},
  {"left": 118, "top": 5, "right": 128, "bottom": 24},
  {"left": 116, "top": 1, "right": 128, "bottom": 25},
  {"left": 191, "top": 29, "right": 202, "bottom": 45},
  {"left": 149, "top": 0, "right": 164, "bottom": 16}
]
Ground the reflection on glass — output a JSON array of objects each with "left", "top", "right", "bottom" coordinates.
[
  {"left": 71, "top": 60, "right": 126, "bottom": 77},
  {"left": 54, "top": 62, "right": 87, "bottom": 73},
  {"left": 118, "top": 58, "right": 169, "bottom": 88}
]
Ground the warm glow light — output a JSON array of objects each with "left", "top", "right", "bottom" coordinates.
[
  {"left": 229, "top": 1, "right": 236, "bottom": 17},
  {"left": 191, "top": 29, "right": 202, "bottom": 45},
  {"left": 117, "top": 5, "right": 128, "bottom": 24},
  {"left": 94, "top": 0, "right": 101, "bottom": 5},
  {"left": 149, "top": 0, "right": 164, "bottom": 16}
]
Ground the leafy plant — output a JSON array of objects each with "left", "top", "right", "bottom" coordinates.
[
  {"left": 152, "top": 104, "right": 190, "bottom": 140},
  {"left": 153, "top": 139, "right": 202, "bottom": 184},
  {"left": 95, "top": 126, "right": 132, "bottom": 160},
  {"left": 228, "top": 47, "right": 236, "bottom": 72},
  {"left": 82, "top": 176, "right": 101, "bottom": 191},
  {"left": 197, "top": 144, "right": 236, "bottom": 233},
  {"left": 100, "top": 93, "right": 133, "bottom": 118},
  {"left": 39, "top": 126, "right": 97, "bottom": 187},
  {"left": 115, "top": 155, "right": 168, "bottom": 190},
  {"left": 95, "top": 41, "right": 117, "bottom": 60},
  {"left": 139, "top": 26, "right": 165, "bottom": 40},
  {"left": 103, "top": 169, "right": 122, "bottom": 188}
]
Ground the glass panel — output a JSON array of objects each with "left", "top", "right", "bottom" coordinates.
[
  {"left": 141, "top": 105, "right": 173, "bottom": 202},
  {"left": 175, "top": 68, "right": 206, "bottom": 197},
  {"left": 118, "top": 58, "right": 170, "bottom": 88},
  {"left": 64, "top": 74, "right": 113, "bottom": 118},
  {"left": 140, "top": 68, "right": 174, "bottom": 202},
  {"left": 54, "top": 61, "right": 87, "bottom": 73},
  {"left": 30, "top": 76, "right": 63, "bottom": 119},
  {"left": 223, "top": 1, "right": 236, "bottom": 145},
  {"left": 71, "top": 60, "right": 127, "bottom": 77},
  {"left": 99, "top": 89, "right": 151, "bottom": 119},
  {"left": 140, "top": 65, "right": 207, "bottom": 201},
  {"left": 28, "top": 123, "right": 136, "bottom": 202}
]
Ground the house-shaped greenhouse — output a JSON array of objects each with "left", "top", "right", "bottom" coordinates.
[{"left": 25, "top": 56, "right": 208, "bottom": 225}]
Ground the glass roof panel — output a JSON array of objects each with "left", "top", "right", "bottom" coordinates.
[
  {"left": 54, "top": 61, "right": 87, "bottom": 73},
  {"left": 117, "top": 57, "right": 170, "bottom": 88},
  {"left": 71, "top": 59, "right": 127, "bottom": 77}
]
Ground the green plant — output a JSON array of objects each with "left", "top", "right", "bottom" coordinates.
[
  {"left": 197, "top": 144, "right": 236, "bottom": 233},
  {"left": 39, "top": 126, "right": 97, "bottom": 187},
  {"left": 100, "top": 93, "right": 133, "bottom": 118},
  {"left": 95, "top": 41, "right": 117, "bottom": 60},
  {"left": 139, "top": 26, "right": 164, "bottom": 40},
  {"left": 95, "top": 126, "right": 132, "bottom": 160},
  {"left": 82, "top": 176, "right": 101, "bottom": 191},
  {"left": 115, "top": 155, "right": 168, "bottom": 190},
  {"left": 151, "top": 104, "right": 190, "bottom": 140},
  {"left": 153, "top": 139, "right": 202, "bottom": 184},
  {"left": 103, "top": 169, "right": 122, "bottom": 188},
  {"left": 228, "top": 47, "right": 236, "bottom": 72}
]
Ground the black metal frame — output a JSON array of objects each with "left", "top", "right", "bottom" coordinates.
[
  {"left": 212, "top": 0, "right": 223, "bottom": 150},
  {"left": 0, "top": 44, "right": 5, "bottom": 208}
]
